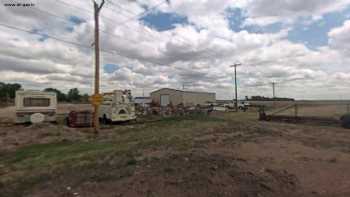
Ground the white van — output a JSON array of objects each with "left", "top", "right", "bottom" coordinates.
[{"left": 15, "top": 90, "right": 57, "bottom": 123}]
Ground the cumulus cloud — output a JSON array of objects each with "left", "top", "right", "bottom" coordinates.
[
  {"left": 241, "top": 0, "right": 350, "bottom": 26},
  {"left": 329, "top": 20, "right": 350, "bottom": 54},
  {"left": 0, "top": 0, "right": 350, "bottom": 99}
]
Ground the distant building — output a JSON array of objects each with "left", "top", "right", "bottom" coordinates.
[
  {"left": 134, "top": 96, "right": 151, "bottom": 107},
  {"left": 150, "top": 88, "right": 216, "bottom": 106}
]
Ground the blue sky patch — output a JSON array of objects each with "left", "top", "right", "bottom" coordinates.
[
  {"left": 141, "top": 11, "right": 188, "bottom": 31},
  {"left": 31, "top": 28, "right": 48, "bottom": 41},
  {"left": 226, "top": 8, "right": 246, "bottom": 32},
  {"left": 226, "top": 8, "right": 282, "bottom": 34},
  {"left": 287, "top": 8, "right": 350, "bottom": 48},
  {"left": 69, "top": 16, "right": 86, "bottom": 25},
  {"left": 104, "top": 64, "right": 120, "bottom": 74},
  {"left": 226, "top": 6, "right": 350, "bottom": 49},
  {"left": 65, "top": 16, "right": 86, "bottom": 32}
]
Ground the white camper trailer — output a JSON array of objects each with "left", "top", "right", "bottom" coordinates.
[
  {"left": 99, "top": 90, "right": 136, "bottom": 123},
  {"left": 15, "top": 90, "right": 57, "bottom": 123}
]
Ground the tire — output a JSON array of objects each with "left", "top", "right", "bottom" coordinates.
[
  {"left": 341, "top": 114, "right": 350, "bottom": 129},
  {"left": 65, "top": 117, "right": 70, "bottom": 127},
  {"left": 102, "top": 114, "right": 109, "bottom": 125}
]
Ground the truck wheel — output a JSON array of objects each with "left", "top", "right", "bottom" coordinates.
[
  {"left": 341, "top": 114, "right": 350, "bottom": 129},
  {"left": 65, "top": 117, "right": 70, "bottom": 127}
]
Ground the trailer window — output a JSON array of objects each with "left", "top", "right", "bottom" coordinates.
[{"left": 23, "top": 98, "right": 50, "bottom": 107}]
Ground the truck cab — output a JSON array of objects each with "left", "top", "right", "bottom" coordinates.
[
  {"left": 224, "top": 101, "right": 250, "bottom": 111},
  {"left": 99, "top": 90, "right": 136, "bottom": 123}
]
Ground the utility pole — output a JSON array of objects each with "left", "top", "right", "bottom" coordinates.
[
  {"left": 230, "top": 63, "right": 242, "bottom": 112},
  {"left": 92, "top": 0, "right": 105, "bottom": 134},
  {"left": 272, "top": 82, "right": 276, "bottom": 98}
]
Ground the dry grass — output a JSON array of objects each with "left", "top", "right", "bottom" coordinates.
[{"left": 1, "top": 105, "right": 350, "bottom": 197}]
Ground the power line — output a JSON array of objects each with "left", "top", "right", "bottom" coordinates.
[
  {"left": 106, "top": 0, "right": 138, "bottom": 16},
  {"left": 29, "top": 6, "right": 147, "bottom": 46},
  {"left": 55, "top": 0, "right": 119, "bottom": 25},
  {"left": 56, "top": 0, "right": 93, "bottom": 14},
  {"left": 53, "top": 0, "right": 188, "bottom": 46},
  {"left": 0, "top": 22, "right": 119, "bottom": 56},
  {"left": 52, "top": 0, "right": 189, "bottom": 45},
  {"left": 0, "top": 22, "right": 168, "bottom": 65},
  {"left": 32, "top": 5, "right": 188, "bottom": 53},
  {"left": 33, "top": 7, "right": 72, "bottom": 24},
  {"left": 54, "top": 0, "right": 162, "bottom": 40},
  {"left": 0, "top": 22, "right": 93, "bottom": 49},
  {"left": 102, "top": 0, "right": 171, "bottom": 40},
  {"left": 105, "top": 0, "right": 192, "bottom": 44},
  {"left": 116, "top": 0, "right": 169, "bottom": 27}
]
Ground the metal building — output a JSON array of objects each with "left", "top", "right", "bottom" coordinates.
[
  {"left": 150, "top": 88, "right": 216, "bottom": 106},
  {"left": 134, "top": 97, "right": 151, "bottom": 107}
]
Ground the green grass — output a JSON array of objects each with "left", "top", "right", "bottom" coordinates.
[
  {"left": 0, "top": 114, "right": 231, "bottom": 196},
  {"left": 2, "top": 142, "right": 116, "bottom": 167}
]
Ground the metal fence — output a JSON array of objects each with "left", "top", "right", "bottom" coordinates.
[
  {"left": 258, "top": 101, "right": 350, "bottom": 126},
  {"left": 268, "top": 101, "right": 350, "bottom": 118}
]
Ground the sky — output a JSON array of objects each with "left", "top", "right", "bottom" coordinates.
[{"left": 1, "top": 0, "right": 350, "bottom": 100}]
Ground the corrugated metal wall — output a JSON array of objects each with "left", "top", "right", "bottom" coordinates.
[
  {"left": 151, "top": 89, "right": 183, "bottom": 106},
  {"left": 151, "top": 88, "right": 216, "bottom": 106},
  {"left": 183, "top": 92, "right": 215, "bottom": 106}
]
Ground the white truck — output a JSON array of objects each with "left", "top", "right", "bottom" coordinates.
[
  {"left": 224, "top": 101, "right": 250, "bottom": 111},
  {"left": 15, "top": 90, "right": 57, "bottom": 123},
  {"left": 99, "top": 90, "right": 136, "bottom": 123}
]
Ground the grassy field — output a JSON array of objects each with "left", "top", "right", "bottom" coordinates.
[
  {"left": 1, "top": 108, "right": 350, "bottom": 197},
  {"left": 0, "top": 114, "right": 230, "bottom": 196}
]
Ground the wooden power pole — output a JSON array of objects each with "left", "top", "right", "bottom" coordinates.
[
  {"left": 272, "top": 82, "right": 276, "bottom": 98},
  {"left": 92, "top": 0, "right": 105, "bottom": 134},
  {"left": 230, "top": 63, "right": 242, "bottom": 112}
]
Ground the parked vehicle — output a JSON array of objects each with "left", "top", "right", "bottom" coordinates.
[
  {"left": 224, "top": 101, "right": 250, "bottom": 111},
  {"left": 238, "top": 101, "right": 250, "bottom": 110},
  {"left": 99, "top": 90, "right": 136, "bottom": 123},
  {"left": 15, "top": 90, "right": 57, "bottom": 123},
  {"left": 66, "top": 110, "right": 93, "bottom": 128}
]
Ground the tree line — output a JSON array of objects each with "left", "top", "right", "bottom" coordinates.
[{"left": 0, "top": 82, "right": 89, "bottom": 103}]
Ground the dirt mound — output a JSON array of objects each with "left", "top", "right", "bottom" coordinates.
[
  {"left": 28, "top": 151, "right": 302, "bottom": 197},
  {"left": 123, "top": 152, "right": 300, "bottom": 197}
]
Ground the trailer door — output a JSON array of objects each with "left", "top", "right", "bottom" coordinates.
[{"left": 160, "top": 95, "right": 170, "bottom": 106}]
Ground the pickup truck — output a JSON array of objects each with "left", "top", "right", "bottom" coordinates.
[{"left": 224, "top": 101, "right": 250, "bottom": 111}]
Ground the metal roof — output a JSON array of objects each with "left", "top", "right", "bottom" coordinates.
[{"left": 150, "top": 88, "right": 215, "bottom": 95}]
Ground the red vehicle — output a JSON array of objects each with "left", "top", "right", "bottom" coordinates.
[{"left": 66, "top": 110, "right": 93, "bottom": 128}]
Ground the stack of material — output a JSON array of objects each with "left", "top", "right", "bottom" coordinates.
[{"left": 66, "top": 110, "right": 93, "bottom": 128}]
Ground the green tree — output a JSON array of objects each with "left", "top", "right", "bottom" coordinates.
[
  {"left": 0, "top": 82, "right": 5, "bottom": 99},
  {"left": 67, "top": 88, "right": 81, "bottom": 102},
  {"left": 44, "top": 88, "right": 67, "bottom": 102},
  {"left": 0, "top": 82, "right": 21, "bottom": 102}
]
